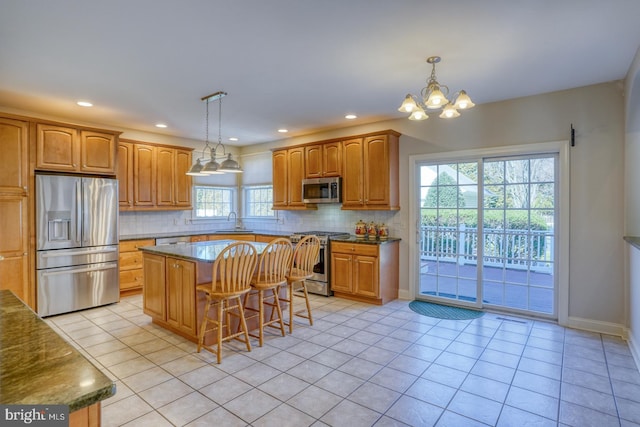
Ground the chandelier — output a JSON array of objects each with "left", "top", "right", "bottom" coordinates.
[
  {"left": 398, "top": 56, "right": 474, "bottom": 120},
  {"left": 186, "top": 91, "right": 243, "bottom": 175}
]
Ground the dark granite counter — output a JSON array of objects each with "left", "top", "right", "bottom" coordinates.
[
  {"left": 0, "top": 290, "right": 115, "bottom": 411},
  {"left": 139, "top": 240, "right": 268, "bottom": 263},
  {"left": 330, "top": 235, "right": 401, "bottom": 245},
  {"left": 625, "top": 236, "right": 640, "bottom": 250},
  {"left": 120, "top": 229, "right": 291, "bottom": 241}
]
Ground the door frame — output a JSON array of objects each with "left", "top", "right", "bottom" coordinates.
[{"left": 408, "top": 141, "right": 570, "bottom": 324}]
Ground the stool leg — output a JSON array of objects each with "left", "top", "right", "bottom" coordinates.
[
  {"left": 288, "top": 282, "right": 294, "bottom": 334},
  {"left": 198, "top": 297, "right": 211, "bottom": 353},
  {"left": 237, "top": 296, "right": 252, "bottom": 353},
  {"left": 272, "top": 287, "right": 286, "bottom": 337},
  {"left": 216, "top": 299, "right": 224, "bottom": 364},
  {"left": 301, "top": 280, "right": 313, "bottom": 326}
]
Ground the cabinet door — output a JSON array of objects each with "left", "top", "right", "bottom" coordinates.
[
  {"left": 363, "top": 135, "right": 390, "bottom": 206},
  {"left": 156, "top": 147, "right": 175, "bottom": 207},
  {"left": 143, "top": 253, "right": 166, "bottom": 319},
  {"left": 272, "top": 149, "right": 288, "bottom": 208},
  {"left": 174, "top": 149, "right": 193, "bottom": 207},
  {"left": 341, "top": 138, "right": 364, "bottom": 207},
  {"left": 323, "top": 141, "right": 342, "bottom": 177},
  {"left": 353, "top": 255, "right": 379, "bottom": 298},
  {"left": 133, "top": 144, "right": 156, "bottom": 207},
  {"left": 35, "top": 124, "right": 79, "bottom": 172},
  {"left": 117, "top": 141, "right": 134, "bottom": 208},
  {"left": 80, "top": 130, "right": 117, "bottom": 174},
  {"left": 288, "top": 147, "right": 305, "bottom": 206},
  {"left": 330, "top": 252, "right": 353, "bottom": 293},
  {"left": 305, "top": 145, "right": 322, "bottom": 178},
  {"left": 0, "top": 196, "right": 29, "bottom": 303},
  {"left": 166, "top": 258, "right": 196, "bottom": 335},
  {"left": 0, "top": 117, "right": 28, "bottom": 194}
]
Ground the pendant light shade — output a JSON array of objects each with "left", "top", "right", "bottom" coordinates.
[{"left": 186, "top": 90, "right": 243, "bottom": 176}]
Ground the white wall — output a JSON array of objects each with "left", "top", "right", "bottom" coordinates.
[
  {"left": 243, "top": 81, "right": 626, "bottom": 333},
  {"left": 624, "top": 47, "right": 640, "bottom": 364}
]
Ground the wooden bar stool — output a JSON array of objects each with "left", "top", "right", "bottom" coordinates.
[
  {"left": 281, "top": 235, "right": 321, "bottom": 333},
  {"left": 244, "top": 237, "right": 293, "bottom": 347},
  {"left": 196, "top": 242, "right": 258, "bottom": 364}
]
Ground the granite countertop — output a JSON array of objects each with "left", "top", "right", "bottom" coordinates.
[
  {"left": 0, "top": 290, "right": 115, "bottom": 411},
  {"left": 139, "top": 240, "right": 269, "bottom": 263},
  {"left": 120, "top": 229, "right": 291, "bottom": 241},
  {"left": 330, "top": 235, "right": 401, "bottom": 244}
]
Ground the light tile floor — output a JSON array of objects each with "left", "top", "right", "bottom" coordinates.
[{"left": 46, "top": 295, "right": 640, "bottom": 427}]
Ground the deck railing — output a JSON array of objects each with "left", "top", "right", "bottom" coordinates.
[{"left": 420, "top": 225, "right": 554, "bottom": 273}]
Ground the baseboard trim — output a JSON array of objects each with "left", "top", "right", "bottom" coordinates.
[
  {"left": 398, "top": 289, "right": 411, "bottom": 300},
  {"left": 628, "top": 330, "right": 640, "bottom": 372},
  {"left": 564, "top": 316, "right": 626, "bottom": 337}
]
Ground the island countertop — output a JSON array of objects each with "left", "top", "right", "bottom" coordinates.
[
  {"left": 0, "top": 290, "right": 115, "bottom": 411},
  {"left": 139, "top": 240, "right": 268, "bottom": 263}
]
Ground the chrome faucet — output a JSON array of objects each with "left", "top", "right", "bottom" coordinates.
[{"left": 227, "top": 211, "right": 241, "bottom": 229}]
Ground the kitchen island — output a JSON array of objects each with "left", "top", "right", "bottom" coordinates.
[
  {"left": 0, "top": 290, "right": 115, "bottom": 426},
  {"left": 139, "top": 240, "right": 269, "bottom": 345}
]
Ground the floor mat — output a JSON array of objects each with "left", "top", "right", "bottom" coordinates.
[{"left": 409, "top": 300, "right": 484, "bottom": 320}]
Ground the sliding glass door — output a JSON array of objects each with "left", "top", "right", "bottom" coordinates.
[{"left": 416, "top": 154, "right": 557, "bottom": 317}]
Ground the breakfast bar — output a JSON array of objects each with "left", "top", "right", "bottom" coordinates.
[{"left": 139, "top": 240, "right": 269, "bottom": 345}]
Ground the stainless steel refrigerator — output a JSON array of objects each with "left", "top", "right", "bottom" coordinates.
[{"left": 36, "top": 174, "right": 119, "bottom": 317}]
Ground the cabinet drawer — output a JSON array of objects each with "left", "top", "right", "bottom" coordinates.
[
  {"left": 190, "top": 235, "right": 210, "bottom": 242},
  {"left": 120, "top": 239, "right": 155, "bottom": 252},
  {"left": 120, "top": 251, "right": 144, "bottom": 270},
  {"left": 120, "top": 269, "right": 144, "bottom": 289},
  {"left": 331, "top": 242, "right": 379, "bottom": 257}
]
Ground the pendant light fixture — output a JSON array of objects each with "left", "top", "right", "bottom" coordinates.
[
  {"left": 186, "top": 91, "right": 243, "bottom": 176},
  {"left": 398, "top": 56, "right": 474, "bottom": 121}
]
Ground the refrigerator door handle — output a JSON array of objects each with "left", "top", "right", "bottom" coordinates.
[
  {"left": 41, "top": 263, "right": 118, "bottom": 277},
  {"left": 41, "top": 247, "right": 118, "bottom": 258},
  {"left": 76, "top": 180, "right": 83, "bottom": 243}
]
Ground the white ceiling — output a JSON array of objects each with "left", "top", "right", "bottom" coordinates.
[{"left": 1, "top": 1, "right": 640, "bottom": 146}]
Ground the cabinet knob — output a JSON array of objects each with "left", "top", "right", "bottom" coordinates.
[
  {"left": 0, "top": 255, "right": 4, "bottom": 261},
  {"left": 23, "top": 186, "right": 27, "bottom": 191},
  {"left": 83, "top": 164, "right": 87, "bottom": 167},
  {"left": 73, "top": 164, "right": 77, "bottom": 167}
]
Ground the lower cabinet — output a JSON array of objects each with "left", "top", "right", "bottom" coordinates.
[
  {"left": 142, "top": 252, "right": 209, "bottom": 342},
  {"left": 166, "top": 258, "right": 197, "bottom": 336},
  {"left": 119, "top": 239, "right": 154, "bottom": 296},
  {"left": 330, "top": 240, "right": 399, "bottom": 305}
]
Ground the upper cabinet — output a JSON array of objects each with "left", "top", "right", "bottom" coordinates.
[
  {"left": 305, "top": 141, "right": 342, "bottom": 178},
  {"left": 0, "top": 117, "right": 28, "bottom": 195},
  {"left": 342, "top": 131, "right": 400, "bottom": 210},
  {"left": 118, "top": 139, "right": 192, "bottom": 211},
  {"left": 35, "top": 123, "right": 118, "bottom": 175},
  {"left": 272, "top": 130, "right": 400, "bottom": 211},
  {"left": 273, "top": 147, "right": 314, "bottom": 210}
]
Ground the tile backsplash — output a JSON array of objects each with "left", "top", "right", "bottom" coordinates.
[{"left": 119, "top": 205, "right": 402, "bottom": 238}]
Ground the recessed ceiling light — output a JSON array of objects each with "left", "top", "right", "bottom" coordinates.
[
  {"left": 229, "top": 137, "right": 238, "bottom": 141},
  {"left": 345, "top": 114, "right": 357, "bottom": 120},
  {"left": 278, "top": 129, "right": 288, "bottom": 133},
  {"left": 155, "top": 123, "right": 168, "bottom": 128},
  {"left": 77, "top": 101, "right": 93, "bottom": 107}
]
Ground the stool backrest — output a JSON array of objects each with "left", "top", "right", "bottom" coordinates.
[
  {"left": 212, "top": 242, "right": 258, "bottom": 294},
  {"left": 254, "top": 237, "right": 293, "bottom": 284},
  {"left": 291, "top": 235, "right": 321, "bottom": 275}
]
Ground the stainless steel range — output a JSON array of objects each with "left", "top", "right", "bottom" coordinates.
[{"left": 289, "top": 231, "right": 350, "bottom": 296}]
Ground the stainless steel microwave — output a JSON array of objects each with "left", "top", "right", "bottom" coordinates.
[{"left": 302, "top": 177, "right": 342, "bottom": 203}]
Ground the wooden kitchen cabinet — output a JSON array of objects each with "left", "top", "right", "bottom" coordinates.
[
  {"left": 0, "top": 116, "right": 30, "bottom": 305},
  {"left": 142, "top": 253, "right": 166, "bottom": 319},
  {"left": 330, "top": 240, "right": 399, "bottom": 305},
  {"left": 342, "top": 131, "right": 400, "bottom": 210},
  {"left": 119, "top": 139, "right": 192, "bottom": 211},
  {"left": 166, "top": 257, "right": 197, "bottom": 335},
  {"left": 119, "top": 239, "right": 154, "bottom": 296},
  {"left": 117, "top": 141, "right": 134, "bottom": 208},
  {"left": 35, "top": 123, "right": 118, "bottom": 175},
  {"left": 305, "top": 141, "right": 342, "bottom": 178},
  {"left": 272, "top": 147, "right": 315, "bottom": 210}
]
